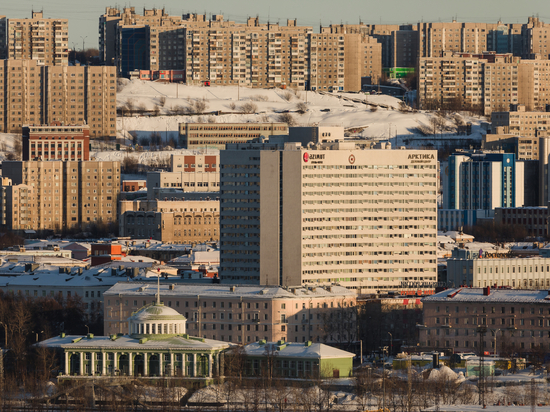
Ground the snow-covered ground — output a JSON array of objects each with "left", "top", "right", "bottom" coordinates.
[
  {"left": 0, "top": 79, "right": 488, "bottom": 164},
  {"left": 114, "top": 79, "right": 486, "bottom": 148}
]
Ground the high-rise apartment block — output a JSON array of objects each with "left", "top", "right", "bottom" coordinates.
[
  {"left": 4, "top": 12, "right": 68, "bottom": 65},
  {"left": 22, "top": 123, "right": 90, "bottom": 161},
  {"left": 0, "top": 60, "right": 116, "bottom": 138},
  {"left": 418, "top": 52, "right": 550, "bottom": 115},
  {"left": 220, "top": 140, "right": 438, "bottom": 293},
  {"left": 98, "top": 8, "right": 383, "bottom": 91},
  {"left": 0, "top": 160, "right": 120, "bottom": 231}
]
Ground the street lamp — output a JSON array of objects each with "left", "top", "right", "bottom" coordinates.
[{"left": 388, "top": 332, "right": 393, "bottom": 357}]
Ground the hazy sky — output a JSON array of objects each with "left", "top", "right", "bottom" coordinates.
[{"left": 3, "top": 0, "right": 550, "bottom": 50}]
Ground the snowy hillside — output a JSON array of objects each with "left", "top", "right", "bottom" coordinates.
[
  {"left": 115, "top": 79, "right": 486, "bottom": 146},
  {"left": 0, "top": 79, "right": 488, "bottom": 163}
]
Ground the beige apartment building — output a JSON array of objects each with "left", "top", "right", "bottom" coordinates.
[
  {"left": 5, "top": 12, "right": 68, "bottom": 66},
  {"left": 418, "top": 52, "right": 547, "bottom": 115},
  {"left": 103, "top": 283, "right": 357, "bottom": 344},
  {"left": 0, "top": 178, "right": 35, "bottom": 230},
  {"left": 220, "top": 140, "right": 438, "bottom": 293},
  {"left": 145, "top": 153, "right": 220, "bottom": 199},
  {"left": 119, "top": 198, "right": 219, "bottom": 243},
  {"left": 0, "top": 60, "right": 116, "bottom": 138},
  {"left": 179, "top": 123, "right": 288, "bottom": 149},
  {"left": 99, "top": 8, "right": 382, "bottom": 91},
  {"left": 492, "top": 105, "right": 550, "bottom": 137},
  {"left": 0, "top": 160, "right": 120, "bottom": 231}
]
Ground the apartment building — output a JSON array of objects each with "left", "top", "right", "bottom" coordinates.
[
  {"left": 22, "top": 123, "right": 90, "bottom": 161},
  {"left": 492, "top": 105, "right": 550, "bottom": 138},
  {"left": 522, "top": 17, "right": 550, "bottom": 58},
  {"left": 417, "top": 52, "right": 545, "bottom": 115},
  {"left": 0, "top": 177, "right": 34, "bottom": 230},
  {"left": 420, "top": 288, "right": 550, "bottom": 354},
  {"left": 0, "top": 16, "right": 6, "bottom": 59},
  {"left": 99, "top": 9, "right": 382, "bottom": 91},
  {"left": 0, "top": 160, "right": 120, "bottom": 231},
  {"left": 103, "top": 283, "right": 357, "bottom": 345},
  {"left": 145, "top": 154, "right": 220, "bottom": 199},
  {"left": 442, "top": 151, "right": 524, "bottom": 211},
  {"left": 119, "top": 198, "right": 219, "bottom": 243},
  {"left": 220, "top": 139, "right": 438, "bottom": 293},
  {"left": 5, "top": 11, "right": 68, "bottom": 66},
  {"left": 179, "top": 123, "right": 288, "bottom": 150},
  {"left": 0, "top": 60, "right": 116, "bottom": 138}
]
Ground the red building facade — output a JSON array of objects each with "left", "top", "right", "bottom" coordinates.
[{"left": 22, "top": 123, "right": 90, "bottom": 161}]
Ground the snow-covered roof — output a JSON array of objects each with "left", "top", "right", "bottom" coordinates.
[
  {"left": 423, "top": 288, "right": 550, "bottom": 304},
  {"left": 241, "top": 341, "right": 354, "bottom": 359},
  {"left": 38, "top": 334, "right": 229, "bottom": 351},
  {"left": 104, "top": 283, "right": 355, "bottom": 299}
]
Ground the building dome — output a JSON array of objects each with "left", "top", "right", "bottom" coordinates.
[{"left": 128, "top": 303, "right": 186, "bottom": 337}]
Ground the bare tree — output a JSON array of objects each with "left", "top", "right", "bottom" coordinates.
[
  {"left": 296, "top": 102, "right": 308, "bottom": 114},
  {"left": 122, "top": 156, "right": 139, "bottom": 174},
  {"left": 124, "top": 98, "right": 135, "bottom": 113},
  {"left": 281, "top": 91, "right": 293, "bottom": 101},
  {"left": 278, "top": 113, "right": 296, "bottom": 126},
  {"left": 239, "top": 102, "right": 258, "bottom": 114}
]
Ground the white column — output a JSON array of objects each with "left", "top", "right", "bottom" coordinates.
[
  {"left": 192, "top": 353, "right": 197, "bottom": 377},
  {"left": 216, "top": 353, "right": 220, "bottom": 376},
  {"left": 91, "top": 352, "right": 95, "bottom": 376},
  {"left": 144, "top": 353, "right": 148, "bottom": 376},
  {"left": 128, "top": 353, "right": 133, "bottom": 376},
  {"left": 102, "top": 352, "right": 106, "bottom": 375},
  {"left": 208, "top": 354, "right": 213, "bottom": 377},
  {"left": 64, "top": 352, "right": 69, "bottom": 375},
  {"left": 220, "top": 352, "right": 225, "bottom": 378},
  {"left": 113, "top": 351, "right": 118, "bottom": 374},
  {"left": 159, "top": 353, "right": 164, "bottom": 376},
  {"left": 170, "top": 353, "right": 174, "bottom": 376},
  {"left": 79, "top": 352, "right": 84, "bottom": 376},
  {"left": 182, "top": 353, "right": 186, "bottom": 377}
]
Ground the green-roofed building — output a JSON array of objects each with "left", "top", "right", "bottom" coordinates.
[{"left": 37, "top": 302, "right": 230, "bottom": 379}]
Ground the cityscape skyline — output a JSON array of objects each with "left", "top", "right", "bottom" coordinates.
[{"left": 2, "top": 0, "right": 550, "bottom": 50}]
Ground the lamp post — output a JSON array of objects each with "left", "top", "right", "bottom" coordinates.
[
  {"left": 382, "top": 346, "right": 388, "bottom": 412},
  {"left": 388, "top": 332, "right": 393, "bottom": 357}
]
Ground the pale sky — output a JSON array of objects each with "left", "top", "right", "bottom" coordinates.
[{"left": 3, "top": 0, "right": 550, "bottom": 50}]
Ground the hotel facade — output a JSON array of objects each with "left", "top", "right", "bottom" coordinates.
[{"left": 220, "top": 140, "right": 438, "bottom": 293}]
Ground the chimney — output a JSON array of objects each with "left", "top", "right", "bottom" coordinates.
[{"left": 483, "top": 286, "right": 490, "bottom": 296}]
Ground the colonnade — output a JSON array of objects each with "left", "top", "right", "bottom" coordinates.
[{"left": 64, "top": 351, "right": 221, "bottom": 377}]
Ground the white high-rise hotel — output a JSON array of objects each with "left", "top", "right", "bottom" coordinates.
[{"left": 220, "top": 139, "right": 438, "bottom": 294}]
